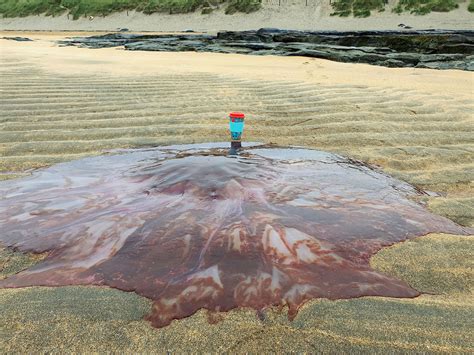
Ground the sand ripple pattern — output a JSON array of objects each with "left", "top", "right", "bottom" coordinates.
[{"left": 0, "top": 59, "right": 472, "bottom": 225}]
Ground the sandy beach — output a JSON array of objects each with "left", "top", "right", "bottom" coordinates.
[
  {"left": 1, "top": 1, "right": 473, "bottom": 32},
  {"left": 0, "top": 32, "right": 473, "bottom": 352},
  {"left": 1, "top": 32, "right": 473, "bottom": 219}
]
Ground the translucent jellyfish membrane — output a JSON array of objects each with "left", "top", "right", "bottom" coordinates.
[{"left": 0, "top": 143, "right": 471, "bottom": 327}]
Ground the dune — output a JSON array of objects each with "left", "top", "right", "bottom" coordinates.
[{"left": 1, "top": 1, "right": 473, "bottom": 32}]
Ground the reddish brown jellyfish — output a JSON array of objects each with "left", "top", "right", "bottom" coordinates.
[{"left": 0, "top": 143, "right": 471, "bottom": 327}]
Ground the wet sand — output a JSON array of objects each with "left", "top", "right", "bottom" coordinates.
[
  {"left": 0, "top": 33, "right": 473, "bottom": 352},
  {"left": 1, "top": 33, "right": 472, "bottom": 224}
]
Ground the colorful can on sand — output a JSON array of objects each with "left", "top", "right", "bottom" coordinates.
[{"left": 229, "top": 112, "right": 245, "bottom": 142}]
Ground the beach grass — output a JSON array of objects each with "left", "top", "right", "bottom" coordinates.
[
  {"left": 331, "top": 0, "right": 467, "bottom": 16},
  {"left": 392, "top": 0, "right": 459, "bottom": 15},
  {"left": 225, "top": 0, "right": 262, "bottom": 14},
  {"left": 331, "top": 0, "right": 386, "bottom": 17},
  {"left": 0, "top": 0, "right": 468, "bottom": 19},
  {"left": 0, "top": 0, "right": 261, "bottom": 19}
]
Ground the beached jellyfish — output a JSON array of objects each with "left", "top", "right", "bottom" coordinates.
[{"left": 0, "top": 143, "right": 470, "bottom": 327}]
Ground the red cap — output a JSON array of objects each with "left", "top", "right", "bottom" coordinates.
[{"left": 229, "top": 112, "right": 245, "bottom": 118}]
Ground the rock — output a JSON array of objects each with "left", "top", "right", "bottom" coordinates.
[
  {"left": 223, "top": 42, "right": 276, "bottom": 50},
  {"left": 416, "top": 61, "right": 467, "bottom": 70},
  {"left": 216, "top": 31, "right": 260, "bottom": 42},
  {"left": 2, "top": 36, "right": 33, "bottom": 42},
  {"left": 286, "top": 49, "right": 335, "bottom": 60},
  {"left": 345, "top": 50, "right": 389, "bottom": 63},
  {"left": 380, "top": 59, "right": 407, "bottom": 67},
  {"left": 125, "top": 40, "right": 207, "bottom": 51},
  {"left": 256, "top": 28, "right": 287, "bottom": 35},
  {"left": 57, "top": 29, "right": 474, "bottom": 71},
  {"left": 438, "top": 43, "right": 474, "bottom": 54},
  {"left": 419, "top": 53, "right": 464, "bottom": 62},
  {"left": 385, "top": 52, "right": 422, "bottom": 65}
]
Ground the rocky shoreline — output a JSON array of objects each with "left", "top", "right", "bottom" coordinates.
[{"left": 59, "top": 28, "right": 474, "bottom": 70}]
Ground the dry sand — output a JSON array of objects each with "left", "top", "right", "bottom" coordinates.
[
  {"left": 1, "top": 33, "right": 472, "bottom": 94},
  {"left": 0, "top": 33, "right": 473, "bottom": 352},
  {"left": 1, "top": 1, "right": 473, "bottom": 32}
]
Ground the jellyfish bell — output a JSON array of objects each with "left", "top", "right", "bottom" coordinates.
[{"left": 0, "top": 143, "right": 471, "bottom": 328}]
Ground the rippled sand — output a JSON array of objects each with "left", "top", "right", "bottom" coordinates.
[
  {"left": 1, "top": 33, "right": 472, "bottom": 226},
  {"left": 0, "top": 33, "right": 473, "bottom": 352}
]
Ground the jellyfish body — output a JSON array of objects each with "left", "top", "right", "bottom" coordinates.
[{"left": 0, "top": 144, "right": 470, "bottom": 327}]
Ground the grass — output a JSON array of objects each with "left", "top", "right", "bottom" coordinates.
[
  {"left": 0, "top": 0, "right": 467, "bottom": 18},
  {"left": 331, "top": 0, "right": 466, "bottom": 16},
  {"left": 225, "top": 0, "right": 261, "bottom": 14},
  {"left": 331, "top": 0, "right": 386, "bottom": 17},
  {"left": 392, "top": 0, "right": 459, "bottom": 15},
  {"left": 0, "top": 0, "right": 261, "bottom": 19},
  {"left": 468, "top": 0, "right": 474, "bottom": 11}
]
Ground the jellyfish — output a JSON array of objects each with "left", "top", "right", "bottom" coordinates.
[{"left": 0, "top": 143, "right": 471, "bottom": 327}]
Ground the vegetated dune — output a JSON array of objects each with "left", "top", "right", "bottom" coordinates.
[
  {"left": 0, "top": 34, "right": 472, "bottom": 352},
  {"left": 0, "top": 1, "right": 473, "bottom": 32}
]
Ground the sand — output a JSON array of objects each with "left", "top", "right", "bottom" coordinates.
[
  {"left": 0, "top": 33, "right": 473, "bottom": 352},
  {"left": 0, "top": 1, "right": 473, "bottom": 32},
  {"left": 1, "top": 33, "right": 473, "bottom": 228},
  {"left": 1, "top": 33, "right": 473, "bottom": 192},
  {"left": 1, "top": 233, "right": 473, "bottom": 352},
  {"left": 1, "top": 33, "right": 472, "bottom": 94}
]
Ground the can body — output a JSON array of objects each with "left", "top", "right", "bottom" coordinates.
[{"left": 229, "top": 112, "right": 245, "bottom": 142}]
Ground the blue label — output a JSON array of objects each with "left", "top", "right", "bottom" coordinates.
[{"left": 229, "top": 120, "right": 244, "bottom": 134}]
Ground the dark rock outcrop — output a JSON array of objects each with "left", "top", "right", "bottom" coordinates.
[
  {"left": 2, "top": 36, "right": 33, "bottom": 42},
  {"left": 58, "top": 29, "right": 474, "bottom": 71}
]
